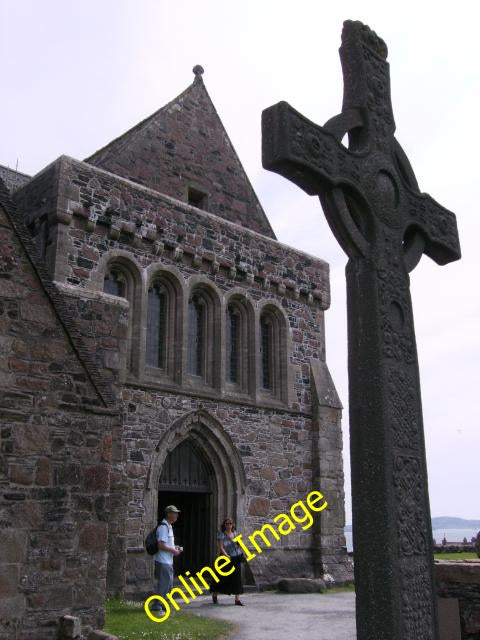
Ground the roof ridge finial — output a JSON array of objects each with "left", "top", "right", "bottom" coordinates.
[{"left": 192, "top": 65, "right": 204, "bottom": 82}]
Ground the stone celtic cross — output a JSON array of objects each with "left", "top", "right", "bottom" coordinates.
[{"left": 262, "top": 21, "right": 460, "bottom": 639}]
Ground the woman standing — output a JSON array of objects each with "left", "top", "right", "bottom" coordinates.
[{"left": 211, "top": 517, "right": 244, "bottom": 606}]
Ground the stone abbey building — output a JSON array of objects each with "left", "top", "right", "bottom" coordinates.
[{"left": 0, "top": 68, "right": 351, "bottom": 638}]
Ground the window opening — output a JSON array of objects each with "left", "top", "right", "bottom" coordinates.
[
  {"left": 188, "top": 186, "right": 208, "bottom": 210},
  {"left": 146, "top": 283, "right": 167, "bottom": 368},
  {"left": 188, "top": 295, "right": 205, "bottom": 376},
  {"left": 227, "top": 305, "right": 240, "bottom": 384},
  {"left": 260, "top": 315, "right": 273, "bottom": 390},
  {"left": 104, "top": 270, "right": 126, "bottom": 298}
]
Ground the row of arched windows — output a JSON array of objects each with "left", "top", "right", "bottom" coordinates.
[{"left": 102, "top": 259, "right": 289, "bottom": 403}]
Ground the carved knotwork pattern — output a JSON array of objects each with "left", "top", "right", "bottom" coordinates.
[
  {"left": 337, "top": 152, "right": 361, "bottom": 185},
  {"left": 387, "top": 369, "right": 419, "bottom": 451},
  {"left": 288, "top": 110, "right": 363, "bottom": 185},
  {"left": 290, "top": 111, "right": 334, "bottom": 176},
  {"left": 352, "top": 21, "right": 388, "bottom": 60},
  {"left": 407, "top": 193, "right": 459, "bottom": 250},
  {"left": 362, "top": 44, "right": 393, "bottom": 143},
  {"left": 400, "top": 559, "right": 434, "bottom": 639},
  {"left": 382, "top": 232, "right": 402, "bottom": 270},
  {"left": 377, "top": 267, "right": 415, "bottom": 364},
  {"left": 393, "top": 455, "right": 428, "bottom": 556}
]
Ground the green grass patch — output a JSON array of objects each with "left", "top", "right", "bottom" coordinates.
[
  {"left": 434, "top": 552, "right": 477, "bottom": 561},
  {"left": 325, "top": 584, "right": 356, "bottom": 593},
  {"left": 104, "top": 599, "right": 236, "bottom": 640}
]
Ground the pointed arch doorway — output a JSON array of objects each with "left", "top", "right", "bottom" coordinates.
[
  {"left": 158, "top": 439, "right": 213, "bottom": 575},
  {"left": 150, "top": 410, "right": 248, "bottom": 577}
]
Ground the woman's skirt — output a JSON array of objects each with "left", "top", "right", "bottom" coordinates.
[{"left": 210, "top": 555, "right": 244, "bottom": 595}]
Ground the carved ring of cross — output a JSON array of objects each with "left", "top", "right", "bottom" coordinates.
[{"left": 322, "top": 108, "right": 426, "bottom": 272}]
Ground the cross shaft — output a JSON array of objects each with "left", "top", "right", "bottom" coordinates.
[{"left": 262, "top": 20, "right": 460, "bottom": 640}]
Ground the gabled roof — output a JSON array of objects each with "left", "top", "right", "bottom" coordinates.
[{"left": 86, "top": 69, "right": 276, "bottom": 238}]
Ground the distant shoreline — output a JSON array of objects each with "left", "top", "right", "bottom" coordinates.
[
  {"left": 344, "top": 517, "right": 480, "bottom": 532},
  {"left": 343, "top": 524, "right": 479, "bottom": 553}
]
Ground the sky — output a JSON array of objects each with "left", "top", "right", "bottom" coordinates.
[{"left": 1, "top": 0, "right": 478, "bottom": 523}]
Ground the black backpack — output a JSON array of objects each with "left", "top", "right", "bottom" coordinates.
[{"left": 145, "top": 522, "right": 167, "bottom": 555}]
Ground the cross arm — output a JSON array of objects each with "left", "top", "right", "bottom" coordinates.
[
  {"left": 406, "top": 190, "right": 461, "bottom": 265},
  {"left": 262, "top": 101, "right": 363, "bottom": 196}
]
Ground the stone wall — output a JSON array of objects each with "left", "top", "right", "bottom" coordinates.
[
  {"left": 121, "top": 392, "right": 322, "bottom": 594},
  {"left": 12, "top": 159, "right": 60, "bottom": 277},
  {"left": 15, "top": 154, "right": 329, "bottom": 313},
  {"left": 310, "top": 360, "right": 351, "bottom": 585},
  {"left": 0, "top": 184, "right": 117, "bottom": 639},
  {"left": 85, "top": 75, "right": 275, "bottom": 237},
  {"left": 0, "top": 165, "right": 31, "bottom": 194},
  {"left": 436, "top": 561, "right": 480, "bottom": 640},
  {"left": 13, "top": 154, "right": 331, "bottom": 416}
]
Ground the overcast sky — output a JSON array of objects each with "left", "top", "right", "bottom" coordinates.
[{"left": 1, "top": 1, "right": 478, "bottom": 523}]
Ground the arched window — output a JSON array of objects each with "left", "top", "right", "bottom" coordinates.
[
  {"left": 259, "top": 305, "right": 287, "bottom": 402},
  {"left": 103, "top": 269, "right": 127, "bottom": 297},
  {"left": 260, "top": 313, "right": 274, "bottom": 391},
  {"left": 186, "top": 286, "right": 220, "bottom": 388},
  {"left": 102, "top": 258, "right": 140, "bottom": 376},
  {"left": 227, "top": 304, "right": 240, "bottom": 384},
  {"left": 144, "top": 273, "right": 182, "bottom": 382},
  {"left": 146, "top": 283, "right": 168, "bottom": 369},
  {"left": 225, "top": 297, "right": 253, "bottom": 394},
  {"left": 188, "top": 294, "right": 206, "bottom": 377}
]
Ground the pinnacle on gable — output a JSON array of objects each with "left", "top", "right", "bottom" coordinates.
[{"left": 192, "top": 65, "right": 204, "bottom": 82}]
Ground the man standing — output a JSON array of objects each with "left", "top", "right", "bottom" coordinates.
[{"left": 151, "top": 505, "right": 182, "bottom": 614}]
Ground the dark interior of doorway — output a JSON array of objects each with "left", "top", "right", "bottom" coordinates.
[{"left": 158, "top": 490, "right": 211, "bottom": 576}]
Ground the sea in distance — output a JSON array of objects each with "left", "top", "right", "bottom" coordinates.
[{"left": 343, "top": 528, "right": 479, "bottom": 553}]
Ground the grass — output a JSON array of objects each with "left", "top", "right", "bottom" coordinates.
[
  {"left": 103, "top": 599, "right": 236, "bottom": 640},
  {"left": 434, "top": 552, "right": 477, "bottom": 561},
  {"left": 324, "top": 584, "right": 356, "bottom": 593}
]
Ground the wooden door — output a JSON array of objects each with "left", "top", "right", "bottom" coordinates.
[{"left": 158, "top": 440, "right": 213, "bottom": 575}]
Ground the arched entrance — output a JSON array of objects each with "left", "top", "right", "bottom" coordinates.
[
  {"left": 146, "top": 410, "right": 247, "bottom": 577},
  {"left": 158, "top": 440, "right": 212, "bottom": 574}
]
